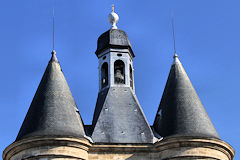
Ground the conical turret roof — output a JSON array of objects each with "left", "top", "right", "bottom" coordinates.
[
  {"left": 153, "top": 54, "right": 219, "bottom": 139},
  {"left": 16, "top": 51, "right": 85, "bottom": 141}
]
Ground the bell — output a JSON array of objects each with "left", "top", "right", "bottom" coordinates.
[{"left": 115, "top": 69, "right": 124, "bottom": 84}]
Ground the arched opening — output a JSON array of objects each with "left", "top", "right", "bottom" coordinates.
[
  {"left": 130, "top": 64, "right": 133, "bottom": 89},
  {"left": 114, "top": 60, "right": 125, "bottom": 84},
  {"left": 101, "top": 62, "right": 108, "bottom": 88}
]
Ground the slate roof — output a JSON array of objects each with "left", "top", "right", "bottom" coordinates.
[
  {"left": 16, "top": 51, "right": 85, "bottom": 141},
  {"left": 91, "top": 87, "right": 154, "bottom": 143},
  {"left": 95, "top": 29, "right": 134, "bottom": 57},
  {"left": 153, "top": 54, "right": 220, "bottom": 139}
]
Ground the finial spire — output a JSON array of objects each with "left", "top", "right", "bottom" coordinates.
[
  {"left": 52, "top": 8, "right": 55, "bottom": 52},
  {"left": 171, "top": 10, "right": 177, "bottom": 57},
  {"left": 112, "top": 4, "right": 114, "bottom": 12},
  {"left": 51, "top": 8, "right": 57, "bottom": 62},
  {"left": 108, "top": 4, "right": 119, "bottom": 29}
]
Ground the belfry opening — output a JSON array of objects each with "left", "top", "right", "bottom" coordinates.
[
  {"left": 101, "top": 62, "right": 108, "bottom": 88},
  {"left": 114, "top": 60, "right": 125, "bottom": 84}
]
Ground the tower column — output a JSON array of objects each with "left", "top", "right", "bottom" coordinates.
[
  {"left": 3, "top": 137, "right": 91, "bottom": 160},
  {"left": 154, "top": 137, "right": 234, "bottom": 160}
]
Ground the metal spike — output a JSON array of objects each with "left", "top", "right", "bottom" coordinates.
[{"left": 171, "top": 10, "right": 177, "bottom": 55}]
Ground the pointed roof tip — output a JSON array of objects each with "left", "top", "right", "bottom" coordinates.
[
  {"left": 172, "top": 52, "right": 180, "bottom": 65},
  {"left": 112, "top": 4, "right": 114, "bottom": 12},
  {"left": 50, "top": 50, "right": 58, "bottom": 62},
  {"left": 154, "top": 55, "right": 220, "bottom": 139},
  {"left": 51, "top": 49, "right": 56, "bottom": 55},
  {"left": 173, "top": 52, "right": 178, "bottom": 58}
]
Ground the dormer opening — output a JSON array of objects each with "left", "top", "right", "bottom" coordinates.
[
  {"left": 101, "top": 62, "right": 108, "bottom": 88},
  {"left": 130, "top": 64, "right": 133, "bottom": 89},
  {"left": 114, "top": 60, "right": 125, "bottom": 84}
]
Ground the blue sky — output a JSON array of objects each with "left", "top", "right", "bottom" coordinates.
[{"left": 0, "top": 0, "right": 239, "bottom": 159}]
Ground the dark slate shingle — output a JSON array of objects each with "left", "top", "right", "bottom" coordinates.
[
  {"left": 91, "top": 87, "right": 154, "bottom": 143},
  {"left": 16, "top": 52, "right": 85, "bottom": 141},
  {"left": 153, "top": 54, "right": 220, "bottom": 139},
  {"left": 95, "top": 29, "right": 134, "bottom": 57}
]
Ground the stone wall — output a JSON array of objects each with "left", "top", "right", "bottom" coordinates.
[
  {"left": 3, "top": 137, "right": 91, "bottom": 160},
  {"left": 88, "top": 137, "right": 234, "bottom": 160},
  {"left": 3, "top": 136, "right": 234, "bottom": 160}
]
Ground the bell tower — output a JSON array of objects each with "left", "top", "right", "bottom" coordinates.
[
  {"left": 97, "top": 5, "right": 135, "bottom": 92},
  {"left": 90, "top": 5, "right": 154, "bottom": 143}
]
